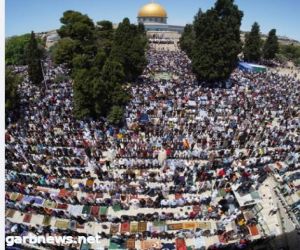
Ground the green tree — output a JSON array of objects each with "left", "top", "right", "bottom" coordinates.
[
  {"left": 107, "top": 105, "right": 124, "bottom": 125},
  {"left": 102, "top": 59, "right": 125, "bottom": 83},
  {"left": 280, "top": 44, "right": 300, "bottom": 60},
  {"left": 6, "top": 33, "right": 44, "bottom": 65},
  {"left": 93, "top": 49, "right": 107, "bottom": 71},
  {"left": 72, "top": 54, "right": 94, "bottom": 70},
  {"left": 192, "top": 0, "right": 243, "bottom": 83},
  {"left": 243, "top": 22, "right": 262, "bottom": 62},
  {"left": 111, "top": 18, "right": 147, "bottom": 82},
  {"left": 179, "top": 24, "right": 195, "bottom": 57},
  {"left": 54, "top": 12, "right": 146, "bottom": 122},
  {"left": 73, "top": 68, "right": 97, "bottom": 118},
  {"left": 58, "top": 10, "right": 95, "bottom": 43},
  {"left": 96, "top": 20, "right": 114, "bottom": 57},
  {"left": 52, "top": 37, "right": 77, "bottom": 67},
  {"left": 263, "top": 29, "right": 279, "bottom": 60},
  {"left": 5, "top": 68, "right": 23, "bottom": 124},
  {"left": 5, "top": 68, "right": 20, "bottom": 114},
  {"left": 100, "top": 60, "right": 130, "bottom": 114},
  {"left": 26, "top": 31, "right": 44, "bottom": 85}
]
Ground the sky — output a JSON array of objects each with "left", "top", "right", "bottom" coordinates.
[{"left": 5, "top": 0, "right": 300, "bottom": 41}]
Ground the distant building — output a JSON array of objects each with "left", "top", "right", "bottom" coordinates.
[
  {"left": 137, "top": 2, "right": 184, "bottom": 34},
  {"left": 45, "top": 30, "right": 60, "bottom": 48}
]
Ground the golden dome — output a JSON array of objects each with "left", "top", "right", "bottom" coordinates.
[{"left": 138, "top": 2, "right": 167, "bottom": 18}]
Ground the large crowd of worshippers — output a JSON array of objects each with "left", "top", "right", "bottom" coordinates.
[{"left": 5, "top": 43, "right": 300, "bottom": 250}]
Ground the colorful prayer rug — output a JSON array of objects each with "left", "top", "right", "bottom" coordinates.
[
  {"left": 42, "top": 215, "right": 51, "bottom": 226},
  {"left": 55, "top": 219, "right": 69, "bottom": 229},
  {"left": 23, "top": 214, "right": 32, "bottom": 223},
  {"left": 130, "top": 222, "right": 138, "bottom": 233},
  {"left": 120, "top": 222, "right": 130, "bottom": 233},
  {"left": 141, "top": 240, "right": 162, "bottom": 250}
]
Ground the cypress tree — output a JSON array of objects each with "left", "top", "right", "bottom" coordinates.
[
  {"left": 192, "top": 0, "right": 243, "bottom": 84},
  {"left": 54, "top": 12, "right": 146, "bottom": 121},
  {"left": 111, "top": 18, "right": 147, "bottom": 82},
  {"left": 26, "top": 31, "right": 44, "bottom": 85},
  {"left": 5, "top": 68, "right": 21, "bottom": 123},
  {"left": 263, "top": 29, "right": 279, "bottom": 60},
  {"left": 243, "top": 22, "right": 262, "bottom": 62},
  {"left": 179, "top": 24, "right": 195, "bottom": 57}
]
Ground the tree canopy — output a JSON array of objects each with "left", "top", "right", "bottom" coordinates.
[
  {"left": 181, "top": 0, "right": 243, "bottom": 84},
  {"left": 5, "top": 68, "right": 21, "bottom": 122},
  {"left": 263, "top": 29, "right": 279, "bottom": 60},
  {"left": 110, "top": 18, "right": 147, "bottom": 82},
  {"left": 243, "top": 22, "right": 262, "bottom": 62},
  {"left": 54, "top": 11, "right": 147, "bottom": 122},
  {"left": 26, "top": 31, "right": 44, "bottom": 85},
  {"left": 6, "top": 33, "right": 44, "bottom": 65},
  {"left": 179, "top": 24, "right": 195, "bottom": 58},
  {"left": 277, "top": 43, "right": 300, "bottom": 66}
]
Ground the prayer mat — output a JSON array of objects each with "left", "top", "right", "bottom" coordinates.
[
  {"left": 120, "top": 222, "right": 130, "bottom": 233},
  {"left": 167, "top": 223, "right": 183, "bottom": 231},
  {"left": 196, "top": 222, "right": 211, "bottom": 230},
  {"left": 130, "top": 222, "right": 138, "bottom": 233},
  {"left": 82, "top": 205, "right": 91, "bottom": 215},
  {"left": 58, "top": 189, "right": 71, "bottom": 197},
  {"left": 55, "top": 219, "right": 69, "bottom": 229},
  {"left": 44, "top": 200, "right": 56, "bottom": 208},
  {"left": 110, "top": 223, "right": 119, "bottom": 235},
  {"left": 42, "top": 216, "right": 51, "bottom": 226},
  {"left": 56, "top": 203, "right": 68, "bottom": 210},
  {"left": 112, "top": 203, "right": 122, "bottom": 212},
  {"left": 138, "top": 221, "right": 147, "bottom": 232},
  {"left": 176, "top": 238, "right": 187, "bottom": 250},
  {"left": 141, "top": 240, "right": 162, "bottom": 250},
  {"left": 6, "top": 209, "right": 16, "bottom": 218},
  {"left": 183, "top": 222, "right": 196, "bottom": 230},
  {"left": 126, "top": 239, "right": 135, "bottom": 249},
  {"left": 99, "top": 206, "right": 108, "bottom": 215},
  {"left": 152, "top": 221, "right": 166, "bottom": 232},
  {"left": 33, "top": 197, "right": 44, "bottom": 206},
  {"left": 91, "top": 206, "right": 99, "bottom": 217},
  {"left": 22, "top": 195, "right": 33, "bottom": 203},
  {"left": 248, "top": 225, "right": 259, "bottom": 236},
  {"left": 23, "top": 214, "right": 32, "bottom": 223}
]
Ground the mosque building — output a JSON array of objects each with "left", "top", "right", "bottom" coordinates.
[{"left": 137, "top": 1, "right": 184, "bottom": 34}]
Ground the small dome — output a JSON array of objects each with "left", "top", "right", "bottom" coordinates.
[{"left": 138, "top": 2, "right": 167, "bottom": 18}]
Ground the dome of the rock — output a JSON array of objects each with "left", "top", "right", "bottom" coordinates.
[{"left": 138, "top": 3, "right": 167, "bottom": 18}]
